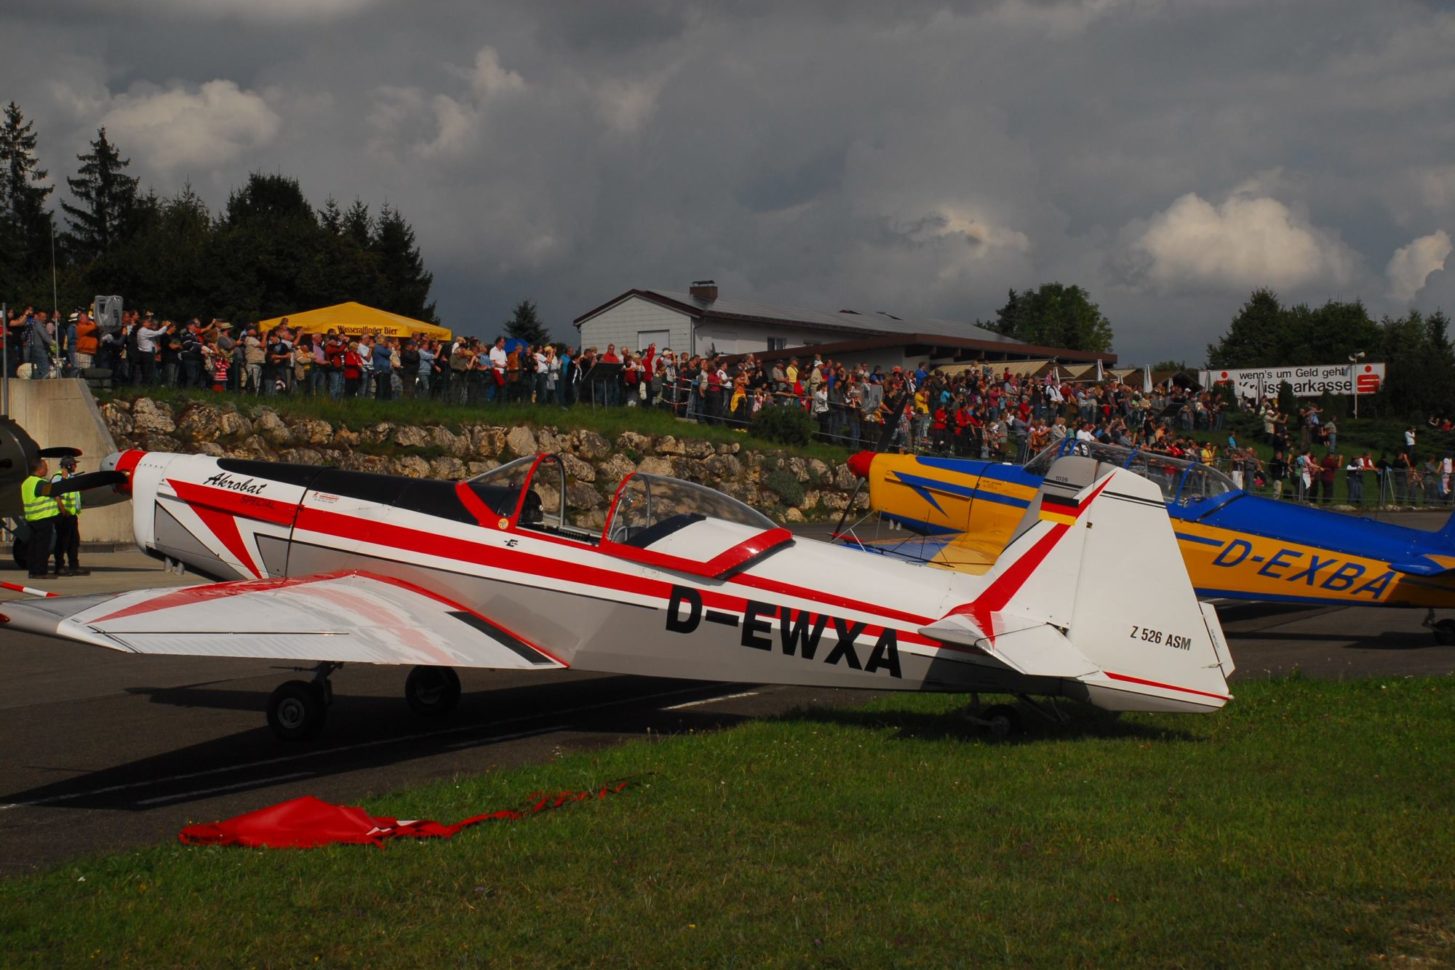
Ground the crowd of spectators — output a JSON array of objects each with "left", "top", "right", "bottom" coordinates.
[{"left": 6, "top": 304, "right": 1449, "bottom": 507}]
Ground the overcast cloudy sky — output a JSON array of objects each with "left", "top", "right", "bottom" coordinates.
[{"left": 5, "top": 0, "right": 1455, "bottom": 363}]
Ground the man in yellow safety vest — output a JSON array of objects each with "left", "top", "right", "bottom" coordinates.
[
  {"left": 20, "top": 456, "right": 60, "bottom": 580},
  {"left": 50, "top": 455, "right": 88, "bottom": 576}
]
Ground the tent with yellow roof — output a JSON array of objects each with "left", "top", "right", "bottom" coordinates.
[{"left": 257, "top": 302, "right": 452, "bottom": 341}]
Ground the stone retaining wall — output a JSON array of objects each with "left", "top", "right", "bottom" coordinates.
[{"left": 101, "top": 398, "right": 868, "bottom": 523}]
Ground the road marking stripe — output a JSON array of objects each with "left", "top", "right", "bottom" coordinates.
[
  {"left": 442, "top": 726, "right": 556, "bottom": 750},
  {"left": 661, "top": 690, "right": 760, "bottom": 711},
  {"left": 134, "top": 772, "right": 315, "bottom": 807}
]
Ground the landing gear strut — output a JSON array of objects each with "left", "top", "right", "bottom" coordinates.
[
  {"left": 405, "top": 665, "right": 461, "bottom": 717},
  {"left": 265, "top": 662, "right": 339, "bottom": 741},
  {"left": 1423, "top": 609, "right": 1455, "bottom": 645}
]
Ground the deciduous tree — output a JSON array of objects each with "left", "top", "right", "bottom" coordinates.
[{"left": 987, "top": 283, "right": 1113, "bottom": 352}]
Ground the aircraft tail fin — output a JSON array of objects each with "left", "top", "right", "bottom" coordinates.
[{"left": 926, "top": 458, "right": 1234, "bottom": 713}]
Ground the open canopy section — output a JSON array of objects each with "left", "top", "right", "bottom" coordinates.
[
  {"left": 465, "top": 455, "right": 794, "bottom": 576},
  {"left": 1024, "top": 440, "right": 1239, "bottom": 508},
  {"left": 258, "top": 302, "right": 452, "bottom": 342},
  {"left": 602, "top": 473, "right": 792, "bottom": 577}
]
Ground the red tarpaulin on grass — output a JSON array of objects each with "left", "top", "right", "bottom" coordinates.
[{"left": 179, "top": 783, "right": 629, "bottom": 848}]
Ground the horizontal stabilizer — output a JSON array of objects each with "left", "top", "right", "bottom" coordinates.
[{"left": 919, "top": 614, "right": 1098, "bottom": 678}]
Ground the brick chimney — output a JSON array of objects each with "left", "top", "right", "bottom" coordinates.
[{"left": 689, "top": 279, "right": 718, "bottom": 304}]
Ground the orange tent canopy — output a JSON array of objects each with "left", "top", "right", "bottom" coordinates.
[{"left": 257, "top": 302, "right": 452, "bottom": 341}]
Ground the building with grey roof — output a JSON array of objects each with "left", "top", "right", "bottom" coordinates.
[{"left": 573, "top": 281, "right": 1114, "bottom": 371}]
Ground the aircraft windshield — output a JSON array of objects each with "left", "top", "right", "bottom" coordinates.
[
  {"left": 1023, "top": 440, "right": 1238, "bottom": 507},
  {"left": 606, "top": 473, "right": 775, "bottom": 546},
  {"left": 464, "top": 454, "right": 600, "bottom": 539},
  {"left": 465, "top": 455, "right": 536, "bottom": 519}
]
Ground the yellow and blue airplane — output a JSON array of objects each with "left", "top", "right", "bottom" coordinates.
[{"left": 846, "top": 440, "right": 1455, "bottom": 639}]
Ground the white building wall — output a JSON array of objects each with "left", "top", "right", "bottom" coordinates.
[
  {"left": 577, "top": 297, "right": 693, "bottom": 354},
  {"left": 694, "top": 321, "right": 849, "bottom": 357}
]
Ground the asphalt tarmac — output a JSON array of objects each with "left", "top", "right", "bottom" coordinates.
[{"left": 3, "top": 521, "right": 1454, "bottom": 876}]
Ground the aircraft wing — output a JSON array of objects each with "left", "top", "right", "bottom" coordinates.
[
  {"left": 848, "top": 533, "right": 1002, "bottom": 576},
  {"left": 0, "top": 570, "right": 566, "bottom": 670}
]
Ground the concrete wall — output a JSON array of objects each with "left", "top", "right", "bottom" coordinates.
[{"left": 4, "top": 378, "right": 133, "bottom": 544}]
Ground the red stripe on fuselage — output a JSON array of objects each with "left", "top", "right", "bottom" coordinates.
[
  {"left": 290, "top": 505, "right": 944, "bottom": 650},
  {"left": 1103, "top": 670, "right": 1230, "bottom": 702},
  {"left": 164, "top": 478, "right": 301, "bottom": 579},
  {"left": 169, "top": 478, "right": 298, "bottom": 526}
]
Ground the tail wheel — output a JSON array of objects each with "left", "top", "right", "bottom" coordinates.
[
  {"left": 405, "top": 665, "right": 461, "bottom": 717},
  {"left": 267, "top": 680, "right": 327, "bottom": 741},
  {"left": 983, "top": 704, "right": 1021, "bottom": 740}
]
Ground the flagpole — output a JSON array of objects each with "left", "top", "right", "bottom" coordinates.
[{"left": 50, "top": 224, "right": 58, "bottom": 317}]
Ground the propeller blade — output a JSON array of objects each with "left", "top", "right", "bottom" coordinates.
[
  {"left": 49, "top": 470, "right": 127, "bottom": 495},
  {"left": 37, "top": 446, "right": 83, "bottom": 459}
]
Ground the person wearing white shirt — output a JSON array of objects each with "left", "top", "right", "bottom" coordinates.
[
  {"left": 488, "top": 337, "right": 508, "bottom": 404},
  {"left": 134, "top": 315, "right": 168, "bottom": 385}
]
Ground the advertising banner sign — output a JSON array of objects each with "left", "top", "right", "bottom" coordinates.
[{"left": 1200, "top": 363, "right": 1386, "bottom": 399}]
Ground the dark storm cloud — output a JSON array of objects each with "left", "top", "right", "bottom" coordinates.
[{"left": 5, "top": 0, "right": 1455, "bottom": 361}]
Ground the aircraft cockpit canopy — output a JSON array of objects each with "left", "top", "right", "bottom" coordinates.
[
  {"left": 606, "top": 473, "right": 775, "bottom": 547},
  {"left": 1024, "top": 440, "right": 1238, "bottom": 508},
  {"left": 465, "top": 457, "right": 787, "bottom": 562}
]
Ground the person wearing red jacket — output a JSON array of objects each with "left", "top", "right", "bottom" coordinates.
[
  {"left": 342, "top": 343, "right": 364, "bottom": 397},
  {"left": 953, "top": 403, "right": 974, "bottom": 456},
  {"left": 931, "top": 405, "right": 950, "bottom": 453}
]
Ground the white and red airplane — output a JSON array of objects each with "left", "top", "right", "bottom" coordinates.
[{"left": 1, "top": 447, "right": 1234, "bottom": 739}]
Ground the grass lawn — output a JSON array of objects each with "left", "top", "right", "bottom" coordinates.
[{"left": 2, "top": 677, "right": 1451, "bottom": 966}]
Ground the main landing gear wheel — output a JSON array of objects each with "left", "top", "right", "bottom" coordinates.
[
  {"left": 982, "top": 704, "right": 1022, "bottom": 740},
  {"left": 267, "top": 680, "right": 327, "bottom": 741},
  {"left": 1421, "top": 609, "right": 1455, "bottom": 645},
  {"left": 405, "top": 665, "right": 461, "bottom": 717}
]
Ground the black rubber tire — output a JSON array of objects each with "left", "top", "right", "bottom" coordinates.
[
  {"left": 1434, "top": 619, "right": 1455, "bottom": 646},
  {"left": 983, "top": 704, "right": 1021, "bottom": 740},
  {"left": 11, "top": 540, "right": 25, "bottom": 570},
  {"left": 267, "top": 679, "right": 326, "bottom": 741},
  {"left": 405, "top": 665, "right": 461, "bottom": 716}
]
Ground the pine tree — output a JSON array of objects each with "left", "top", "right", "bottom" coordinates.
[
  {"left": 370, "top": 204, "right": 436, "bottom": 321},
  {"left": 61, "top": 128, "right": 139, "bottom": 263},
  {"left": 342, "top": 199, "right": 372, "bottom": 248},
  {"left": 505, "top": 299, "right": 548, "bottom": 344},
  {"left": 318, "top": 197, "right": 343, "bottom": 235},
  {"left": 0, "top": 102, "right": 54, "bottom": 279}
]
